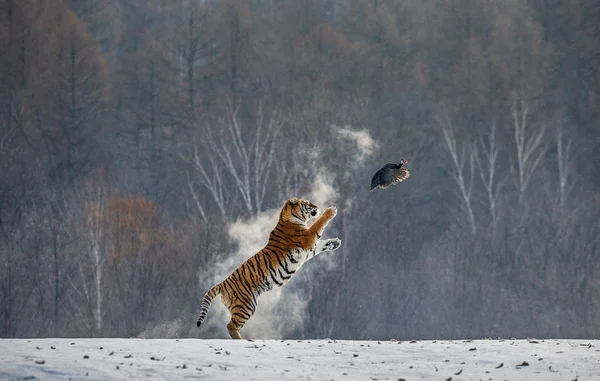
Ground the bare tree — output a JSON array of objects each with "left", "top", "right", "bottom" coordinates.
[
  {"left": 475, "top": 122, "right": 507, "bottom": 227},
  {"left": 0, "top": 215, "right": 35, "bottom": 337},
  {"left": 29, "top": 191, "right": 82, "bottom": 336},
  {"left": 102, "top": 196, "right": 175, "bottom": 336},
  {"left": 441, "top": 117, "right": 477, "bottom": 235},
  {"left": 47, "top": 9, "right": 110, "bottom": 183},
  {"left": 511, "top": 99, "right": 545, "bottom": 204},
  {"left": 0, "top": 105, "right": 22, "bottom": 158},
  {"left": 66, "top": 0, "right": 121, "bottom": 66},
  {"left": 184, "top": 100, "right": 283, "bottom": 217},
  {"left": 80, "top": 185, "right": 108, "bottom": 334},
  {"left": 182, "top": 136, "right": 230, "bottom": 221},
  {"left": 159, "top": 0, "right": 215, "bottom": 120},
  {"left": 555, "top": 126, "right": 574, "bottom": 215},
  {"left": 227, "top": 101, "right": 283, "bottom": 214}
]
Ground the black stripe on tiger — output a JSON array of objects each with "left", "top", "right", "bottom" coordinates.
[
  {"left": 270, "top": 249, "right": 293, "bottom": 274},
  {"left": 226, "top": 275, "right": 249, "bottom": 298},
  {"left": 262, "top": 254, "right": 284, "bottom": 286}
]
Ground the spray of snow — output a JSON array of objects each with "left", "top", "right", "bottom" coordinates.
[
  {"left": 333, "top": 125, "right": 378, "bottom": 163},
  {"left": 309, "top": 168, "right": 340, "bottom": 208}
]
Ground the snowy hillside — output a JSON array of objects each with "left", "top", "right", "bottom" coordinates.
[{"left": 1, "top": 338, "right": 598, "bottom": 380}]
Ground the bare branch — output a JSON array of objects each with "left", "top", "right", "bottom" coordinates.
[
  {"left": 179, "top": 129, "right": 228, "bottom": 218},
  {"left": 182, "top": 101, "right": 284, "bottom": 217},
  {"left": 556, "top": 126, "right": 575, "bottom": 214},
  {"left": 475, "top": 122, "right": 507, "bottom": 226},
  {"left": 83, "top": 185, "right": 109, "bottom": 333},
  {"left": 186, "top": 174, "right": 208, "bottom": 223},
  {"left": 441, "top": 117, "right": 477, "bottom": 235},
  {"left": 512, "top": 98, "right": 546, "bottom": 203}
]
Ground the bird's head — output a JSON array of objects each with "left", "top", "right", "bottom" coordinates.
[{"left": 400, "top": 159, "right": 408, "bottom": 165}]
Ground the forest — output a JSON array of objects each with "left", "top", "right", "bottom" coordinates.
[{"left": 0, "top": 0, "right": 599, "bottom": 340}]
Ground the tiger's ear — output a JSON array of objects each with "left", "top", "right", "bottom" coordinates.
[{"left": 289, "top": 198, "right": 299, "bottom": 205}]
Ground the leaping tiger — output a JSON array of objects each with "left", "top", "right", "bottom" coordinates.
[{"left": 196, "top": 197, "right": 341, "bottom": 339}]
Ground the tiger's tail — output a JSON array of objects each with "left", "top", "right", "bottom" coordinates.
[{"left": 196, "top": 283, "right": 221, "bottom": 328}]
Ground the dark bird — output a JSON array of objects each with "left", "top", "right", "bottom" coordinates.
[{"left": 370, "top": 159, "right": 410, "bottom": 190}]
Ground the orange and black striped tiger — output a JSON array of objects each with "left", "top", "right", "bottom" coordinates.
[{"left": 196, "top": 197, "right": 341, "bottom": 339}]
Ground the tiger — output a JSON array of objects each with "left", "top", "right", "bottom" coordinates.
[{"left": 196, "top": 197, "right": 341, "bottom": 339}]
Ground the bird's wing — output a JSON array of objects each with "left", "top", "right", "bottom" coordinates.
[
  {"left": 370, "top": 168, "right": 387, "bottom": 190},
  {"left": 371, "top": 166, "right": 411, "bottom": 190},
  {"left": 389, "top": 167, "right": 410, "bottom": 185},
  {"left": 371, "top": 168, "right": 383, "bottom": 190}
]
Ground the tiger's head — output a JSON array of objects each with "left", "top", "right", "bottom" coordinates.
[{"left": 282, "top": 197, "right": 319, "bottom": 224}]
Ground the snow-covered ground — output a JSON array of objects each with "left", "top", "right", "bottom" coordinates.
[{"left": 1, "top": 338, "right": 598, "bottom": 380}]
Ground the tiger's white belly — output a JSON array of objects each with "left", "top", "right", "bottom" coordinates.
[
  {"left": 258, "top": 247, "right": 312, "bottom": 293},
  {"left": 284, "top": 247, "right": 312, "bottom": 281}
]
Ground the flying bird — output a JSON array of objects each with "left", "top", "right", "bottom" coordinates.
[{"left": 370, "top": 159, "right": 410, "bottom": 190}]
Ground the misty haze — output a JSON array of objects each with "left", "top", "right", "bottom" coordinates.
[{"left": 1, "top": 0, "right": 599, "bottom": 344}]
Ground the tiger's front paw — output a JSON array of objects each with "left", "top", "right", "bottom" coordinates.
[
  {"left": 323, "top": 206, "right": 338, "bottom": 219},
  {"left": 324, "top": 238, "right": 342, "bottom": 251}
]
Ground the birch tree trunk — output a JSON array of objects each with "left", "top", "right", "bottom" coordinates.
[{"left": 441, "top": 116, "right": 477, "bottom": 235}]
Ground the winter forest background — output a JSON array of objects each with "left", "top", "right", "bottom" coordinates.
[{"left": 1, "top": 0, "right": 599, "bottom": 340}]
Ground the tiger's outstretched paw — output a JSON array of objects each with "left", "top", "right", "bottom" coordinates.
[
  {"left": 324, "top": 206, "right": 338, "bottom": 219},
  {"left": 324, "top": 238, "right": 342, "bottom": 251}
]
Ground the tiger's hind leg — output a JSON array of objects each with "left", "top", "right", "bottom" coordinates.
[
  {"left": 226, "top": 297, "right": 257, "bottom": 340},
  {"left": 227, "top": 319, "right": 243, "bottom": 339}
]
